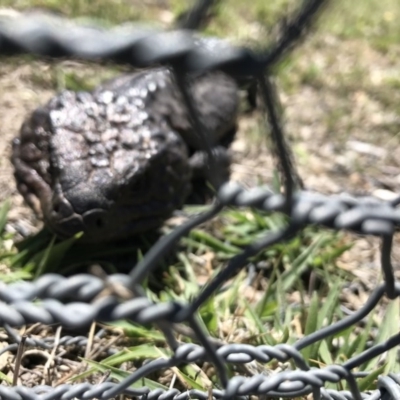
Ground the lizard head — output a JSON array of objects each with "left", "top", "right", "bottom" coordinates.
[
  {"left": 12, "top": 89, "right": 191, "bottom": 243},
  {"left": 12, "top": 67, "right": 240, "bottom": 243}
]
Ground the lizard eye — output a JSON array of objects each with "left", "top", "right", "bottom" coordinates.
[{"left": 151, "top": 131, "right": 167, "bottom": 143}]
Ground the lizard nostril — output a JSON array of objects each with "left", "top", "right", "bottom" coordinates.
[
  {"left": 83, "top": 209, "right": 107, "bottom": 231},
  {"left": 51, "top": 197, "right": 73, "bottom": 218}
]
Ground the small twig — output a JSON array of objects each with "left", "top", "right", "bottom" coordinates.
[
  {"left": 23, "top": 323, "right": 42, "bottom": 336},
  {"left": 88, "top": 331, "right": 123, "bottom": 360},
  {"left": 169, "top": 373, "right": 177, "bottom": 390},
  {"left": 14, "top": 365, "right": 45, "bottom": 381},
  {"left": 54, "top": 332, "right": 123, "bottom": 386},
  {"left": 42, "top": 325, "right": 62, "bottom": 386},
  {"left": 12, "top": 335, "right": 26, "bottom": 386},
  {"left": 54, "top": 361, "right": 86, "bottom": 386},
  {"left": 97, "top": 370, "right": 111, "bottom": 384},
  {"left": 85, "top": 322, "right": 96, "bottom": 360}
]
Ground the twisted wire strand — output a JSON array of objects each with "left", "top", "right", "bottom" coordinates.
[
  {"left": 0, "top": 186, "right": 397, "bottom": 398},
  {"left": 0, "top": 361, "right": 391, "bottom": 400},
  {"left": 1, "top": 1, "right": 400, "bottom": 399},
  {"left": 0, "top": 0, "right": 327, "bottom": 73},
  {"left": 218, "top": 182, "right": 399, "bottom": 235},
  {"left": 0, "top": 188, "right": 398, "bottom": 305},
  {"left": 0, "top": 324, "right": 116, "bottom": 357}
]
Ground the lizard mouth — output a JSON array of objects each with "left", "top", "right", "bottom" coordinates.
[
  {"left": 44, "top": 195, "right": 176, "bottom": 242},
  {"left": 44, "top": 209, "right": 169, "bottom": 243}
]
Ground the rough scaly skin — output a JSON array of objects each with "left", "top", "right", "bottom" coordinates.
[{"left": 11, "top": 68, "right": 239, "bottom": 242}]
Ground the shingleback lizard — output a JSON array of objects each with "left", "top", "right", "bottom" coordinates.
[{"left": 11, "top": 68, "right": 240, "bottom": 242}]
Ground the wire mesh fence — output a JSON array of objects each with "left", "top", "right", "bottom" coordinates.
[{"left": 0, "top": 0, "right": 400, "bottom": 399}]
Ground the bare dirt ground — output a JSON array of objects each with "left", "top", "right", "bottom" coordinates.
[{"left": 1, "top": 28, "right": 400, "bottom": 287}]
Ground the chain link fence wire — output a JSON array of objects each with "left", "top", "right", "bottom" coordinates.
[{"left": 0, "top": 0, "right": 400, "bottom": 399}]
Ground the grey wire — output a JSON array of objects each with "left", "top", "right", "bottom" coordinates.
[
  {"left": 175, "top": 0, "right": 216, "bottom": 30},
  {"left": 0, "top": 1, "right": 399, "bottom": 399}
]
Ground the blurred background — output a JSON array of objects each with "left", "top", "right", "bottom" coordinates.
[{"left": 1, "top": 0, "right": 400, "bottom": 224}]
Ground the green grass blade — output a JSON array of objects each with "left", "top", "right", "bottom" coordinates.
[
  {"left": 0, "top": 200, "right": 11, "bottom": 234},
  {"left": 358, "top": 365, "right": 386, "bottom": 392},
  {"left": 301, "top": 291, "right": 320, "bottom": 362}
]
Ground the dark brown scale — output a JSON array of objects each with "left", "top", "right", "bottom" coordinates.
[{"left": 11, "top": 68, "right": 239, "bottom": 242}]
